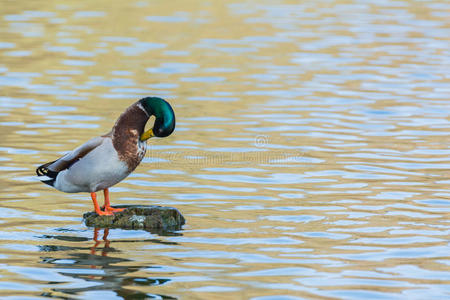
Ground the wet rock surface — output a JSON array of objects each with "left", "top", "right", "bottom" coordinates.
[{"left": 83, "top": 205, "right": 185, "bottom": 232}]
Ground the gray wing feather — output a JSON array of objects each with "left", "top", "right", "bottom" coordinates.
[{"left": 47, "top": 136, "right": 105, "bottom": 172}]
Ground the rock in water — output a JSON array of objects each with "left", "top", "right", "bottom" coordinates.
[{"left": 83, "top": 205, "right": 185, "bottom": 232}]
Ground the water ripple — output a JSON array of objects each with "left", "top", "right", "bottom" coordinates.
[{"left": 0, "top": 0, "right": 449, "bottom": 298}]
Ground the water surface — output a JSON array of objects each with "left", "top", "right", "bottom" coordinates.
[{"left": 0, "top": 0, "right": 449, "bottom": 299}]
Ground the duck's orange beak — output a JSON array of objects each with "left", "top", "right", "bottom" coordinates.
[{"left": 140, "top": 128, "right": 154, "bottom": 141}]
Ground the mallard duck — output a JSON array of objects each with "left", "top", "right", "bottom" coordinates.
[{"left": 36, "top": 97, "right": 175, "bottom": 215}]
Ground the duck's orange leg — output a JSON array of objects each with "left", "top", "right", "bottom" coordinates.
[
  {"left": 103, "top": 188, "right": 124, "bottom": 213},
  {"left": 91, "top": 192, "right": 113, "bottom": 216}
]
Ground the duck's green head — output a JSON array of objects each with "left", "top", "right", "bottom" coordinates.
[{"left": 139, "top": 97, "right": 176, "bottom": 140}]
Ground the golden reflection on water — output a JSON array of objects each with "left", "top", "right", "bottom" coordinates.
[{"left": 0, "top": 0, "right": 449, "bottom": 299}]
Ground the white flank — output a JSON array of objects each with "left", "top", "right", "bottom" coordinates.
[{"left": 54, "top": 138, "right": 130, "bottom": 193}]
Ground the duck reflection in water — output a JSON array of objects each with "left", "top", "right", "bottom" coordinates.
[
  {"left": 90, "top": 227, "right": 111, "bottom": 258},
  {"left": 39, "top": 227, "right": 178, "bottom": 299}
]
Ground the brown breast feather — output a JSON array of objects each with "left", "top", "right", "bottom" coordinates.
[{"left": 110, "top": 103, "right": 149, "bottom": 172}]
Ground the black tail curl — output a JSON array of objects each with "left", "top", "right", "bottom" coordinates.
[{"left": 36, "top": 161, "right": 58, "bottom": 187}]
